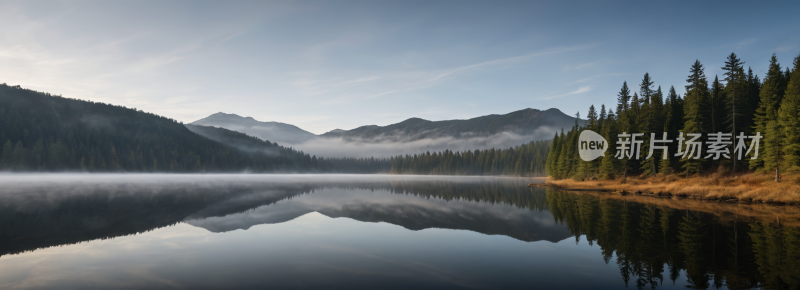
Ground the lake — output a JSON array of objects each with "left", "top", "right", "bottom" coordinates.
[{"left": 0, "top": 174, "right": 797, "bottom": 289}]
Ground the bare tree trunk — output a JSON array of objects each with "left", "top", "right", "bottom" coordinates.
[{"left": 776, "top": 166, "right": 781, "bottom": 182}]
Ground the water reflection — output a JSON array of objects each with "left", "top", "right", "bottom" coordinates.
[{"left": 0, "top": 174, "right": 797, "bottom": 289}]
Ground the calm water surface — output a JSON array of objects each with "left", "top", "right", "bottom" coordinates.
[{"left": 0, "top": 174, "right": 797, "bottom": 289}]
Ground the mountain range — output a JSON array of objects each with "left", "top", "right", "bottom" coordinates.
[{"left": 191, "top": 108, "right": 581, "bottom": 145}]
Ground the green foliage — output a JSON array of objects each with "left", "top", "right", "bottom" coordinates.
[
  {"left": 0, "top": 83, "right": 390, "bottom": 173},
  {"left": 680, "top": 60, "right": 711, "bottom": 175},
  {"left": 780, "top": 53, "right": 800, "bottom": 172},
  {"left": 389, "top": 140, "right": 551, "bottom": 176},
  {"left": 751, "top": 54, "right": 788, "bottom": 171}
]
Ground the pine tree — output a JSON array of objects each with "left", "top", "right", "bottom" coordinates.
[
  {"left": 615, "top": 82, "right": 632, "bottom": 178},
  {"left": 764, "top": 107, "right": 783, "bottom": 181},
  {"left": 751, "top": 54, "right": 788, "bottom": 171},
  {"left": 638, "top": 73, "right": 658, "bottom": 176},
  {"left": 587, "top": 105, "right": 598, "bottom": 131},
  {"left": 722, "top": 53, "right": 747, "bottom": 172},
  {"left": 600, "top": 109, "right": 618, "bottom": 179},
  {"left": 661, "top": 92, "right": 674, "bottom": 173},
  {"left": 746, "top": 67, "right": 762, "bottom": 133},
  {"left": 709, "top": 75, "right": 725, "bottom": 133},
  {"left": 599, "top": 104, "right": 607, "bottom": 133},
  {"left": 547, "top": 132, "right": 561, "bottom": 176},
  {"left": 681, "top": 60, "right": 710, "bottom": 175},
  {"left": 779, "top": 53, "right": 800, "bottom": 173}
]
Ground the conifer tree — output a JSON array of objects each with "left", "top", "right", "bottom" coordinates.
[
  {"left": 681, "top": 60, "right": 710, "bottom": 175},
  {"left": 556, "top": 129, "right": 568, "bottom": 179},
  {"left": 638, "top": 73, "right": 658, "bottom": 175},
  {"left": 587, "top": 105, "right": 598, "bottom": 131},
  {"left": 546, "top": 132, "right": 561, "bottom": 176},
  {"left": 764, "top": 107, "right": 784, "bottom": 181},
  {"left": 615, "top": 82, "right": 632, "bottom": 178},
  {"left": 745, "top": 67, "right": 762, "bottom": 133},
  {"left": 722, "top": 53, "right": 748, "bottom": 171},
  {"left": 709, "top": 76, "right": 725, "bottom": 133},
  {"left": 661, "top": 93, "right": 674, "bottom": 173},
  {"left": 600, "top": 109, "right": 618, "bottom": 179},
  {"left": 751, "top": 54, "right": 788, "bottom": 171},
  {"left": 599, "top": 104, "right": 607, "bottom": 133},
  {"left": 779, "top": 53, "right": 800, "bottom": 173}
]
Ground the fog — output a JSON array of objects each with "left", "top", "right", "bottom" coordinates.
[{"left": 292, "top": 127, "right": 557, "bottom": 158}]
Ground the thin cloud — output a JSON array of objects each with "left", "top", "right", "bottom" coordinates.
[
  {"left": 736, "top": 38, "right": 757, "bottom": 48},
  {"left": 540, "top": 86, "right": 591, "bottom": 100},
  {"left": 363, "top": 43, "right": 601, "bottom": 99},
  {"left": 771, "top": 44, "right": 796, "bottom": 52},
  {"left": 567, "top": 73, "right": 625, "bottom": 85}
]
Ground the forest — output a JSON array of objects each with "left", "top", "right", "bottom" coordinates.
[
  {"left": 389, "top": 139, "right": 550, "bottom": 176},
  {"left": 548, "top": 52, "right": 800, "bottom": 181},
  {"left": 0, "top": 83, "right": 390, "bottom": 173}
]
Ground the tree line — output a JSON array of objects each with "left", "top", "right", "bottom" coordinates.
[
  {"left": 548, "top": 52, "right": 800, "bottom": 180},
  {"left": 0, "top": 83, "right": 391, "bottom": 173},
  {"left": 389, "top": 139, "right": 550, "bottom": 176}
]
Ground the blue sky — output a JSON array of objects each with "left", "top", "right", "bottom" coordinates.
[{"left": 1, "top": 1, "right": 798, "bottom": 134}]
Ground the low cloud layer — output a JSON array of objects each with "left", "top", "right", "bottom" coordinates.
[{"left": 293, "top": 127, "right": 557, "bottom": 158}]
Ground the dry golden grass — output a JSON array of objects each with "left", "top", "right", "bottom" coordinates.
[
  {"left": 553, "top": 188, "right": 800, "bottom": 227},
  {"left": 547, "top": 171, "right": 800, "bottom": 204}
]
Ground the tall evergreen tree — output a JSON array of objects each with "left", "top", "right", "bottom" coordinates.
[
  {"left": 681, "top": 60, "right": 710, "bottom": 175},
  {"left": 638, "top": 73, "right": 658, "bottom": 175},
  {"left": 751, "top": 54, "right": 788, "bottom": 171},
  {"left": 587, "top": 105, "right": 598, "bottom": 131},
  {"left": 721, "top": 53, "right": 748, "bottom": 171},
  {"left": 779, "top": 53, "right": 800, "bottom": 173},
  {"left": 600, "top": 109, "right": 618, "bottom": 179},
  {"left": 709, "top": 76, "right": 725, "bottom": 133}
]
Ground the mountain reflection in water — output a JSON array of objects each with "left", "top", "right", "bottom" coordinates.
[{"left": 0, "top": 174, "right": 798, "bottom": 290}]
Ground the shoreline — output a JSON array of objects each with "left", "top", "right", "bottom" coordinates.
[{"left": 545, "top": 172, "right": 800, "bottom": 205}]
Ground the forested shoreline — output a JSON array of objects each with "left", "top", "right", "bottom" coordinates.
[
  {"left": 548, "top": 52, "right": 800, "bottom": 181},
  {"left": 389, "top": 140, "right": 550, "bottom": 176}
]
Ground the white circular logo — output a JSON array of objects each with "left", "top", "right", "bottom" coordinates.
[{"left": 578, "top": 130, "right": 608, "bottom": 161}]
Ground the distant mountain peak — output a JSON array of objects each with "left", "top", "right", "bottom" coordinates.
[{"left": 191, "top": 113, "right": 316, "bottom": 145}]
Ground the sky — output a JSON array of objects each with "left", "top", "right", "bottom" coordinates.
[{"left": 1, "top": 1, "right": 799, "bottom": 135}]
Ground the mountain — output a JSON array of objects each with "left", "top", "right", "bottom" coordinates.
[
  {"left": 320, "top": 108, "right": 580, "bottom": 142},
  {"left": 190, "top": 112, "right": 316, "bottom": 145},
  {"left": 0, "top": 83, "right": 387, "bottom": 172}
]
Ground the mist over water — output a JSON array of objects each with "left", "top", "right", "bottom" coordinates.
[{"left": 0, "top": 174, "right": 797, "bottom": 289}]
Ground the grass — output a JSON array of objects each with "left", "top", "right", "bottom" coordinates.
[{"left": 547, "top": 171, "right": 800, "bottom": 204}]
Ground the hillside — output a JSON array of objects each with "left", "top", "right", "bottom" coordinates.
[
  {"left": 320, "top": 108, "right": 581, "bottom": 142},
  {"left": 0, "top": 83, "right": 387, "bottom": 172},
  {"left": 190, "top": 112, "right": 316, "bottom": 145}
]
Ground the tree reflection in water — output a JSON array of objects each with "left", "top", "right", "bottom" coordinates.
[{"left": 0, "top": 176, "right": 797, "bottom": 289}]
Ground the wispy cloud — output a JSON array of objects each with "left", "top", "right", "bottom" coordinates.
[
  {"left": 736, "top": 38, "right": 757, "bottom": 49},
  {"left": 359, "top": 43, "right": 601, "bottom": 100},
  {"left": 771, "top": 44, "right": 796, "bottom": 52},
  {"left": 567, "top": 73, "right": 625, "bottom": 85},
  {"left": 540, "top": 86, "right": 591, "bottom": 100}
]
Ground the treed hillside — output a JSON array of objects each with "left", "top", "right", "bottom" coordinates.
[
  {"left": 549, "top": 52, "right": 800, "bottom": 180},
  {"left": 0, "top": 83, "right": 389, "bottom": 172},
  {"left": 390, "top": 139, "right": 550, "bottom": 176},
  {"left": 185, "top": 124, "right": 391, "bottom": 173},
  {"left": 321, "top": 108, "right": 580, "bottom": 142}
]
